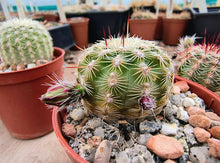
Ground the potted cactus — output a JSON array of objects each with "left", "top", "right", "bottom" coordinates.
[
  {"left": 0, "top": 18, "right": 65, "bottom": 139},
  {"left": 41, "top": 36, "right": 175, "bottom": 161},
  {"left": 176, "top": 35, "right": 220, "bottom": 95},
  {"left": 129, "top": 9, "right": 158, "bottom": 41}
]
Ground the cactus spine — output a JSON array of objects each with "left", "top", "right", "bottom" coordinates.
[
  {"left": 177, "top": 35, "right": 220, "bottom": 92},
  {"left": 42, "top": 37, "right": 174, "bottom": 121},
  {"left": 0, "top": 18, "right": 53, "bottom": 66}
]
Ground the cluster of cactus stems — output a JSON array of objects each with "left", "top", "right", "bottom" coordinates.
[
  {"left": 0, "top": 18, "right": 53, "bottom": 66},
  {"left": 41, "top": 34, "right": 174, "bottom": 121},
  {"left": 177, "top": 34, "right": 220, "bottom": 92}
]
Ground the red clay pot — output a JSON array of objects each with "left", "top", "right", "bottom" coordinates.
[
  {"left": 154, "top": 16, "right": 163, "bottom": 40},
  {"left": 162, "top": 18, "right": 189, "bottom": 45},
  {"left": 52, "top": 75, "right": 220, "bottom": 162},
  {"left": 68, "top": 17, "right": 89, "bottom": 49},
  {"left": 129, "top": 19, "right": 158, "bottom": 41},
  {"left": 0, "top": 47, "right": 65, "bottom": 139}
]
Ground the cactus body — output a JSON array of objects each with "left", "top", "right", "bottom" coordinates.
[
  {"left": 177, "top": 36, "right": 220, "bottom": 92},
  {"left": 0, "top": 19, "right": 53, "bottom": 66},
  {"left": 78, "top": 37, "right": 174, "bottom": 120},
  {"left": 42, "top": 37, "right": 174, "bottom": 121}
]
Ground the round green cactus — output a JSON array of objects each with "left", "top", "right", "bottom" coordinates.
[
  {"left": 42, "top": 37, "right": 174, "bottom": 121},
  {"left": 177, "top": 35, "right": 220, "bottom": 92},
  {"left": 0, "top": 18, "right": 53, "bottom": 66}
]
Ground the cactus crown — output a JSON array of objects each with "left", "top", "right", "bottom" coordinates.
[
  {"left": 177, "top": 35, "right": 220, "bottom": 92},
  {"left": 42, "top": 36, "right": 174, "bottom": 122},
  {"left": 0, "top": 18, "right": 53, "bottom": 66}
]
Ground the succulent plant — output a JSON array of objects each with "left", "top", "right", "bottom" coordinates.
[
  {"left": 177, "top": 35, "right": 220, "bottom": 92},
  {"left": 0, "top": 18, "right": 53, "bottom": 66},
  {"left": 41, "top": 37, "right": 174, "bottom": 121}
]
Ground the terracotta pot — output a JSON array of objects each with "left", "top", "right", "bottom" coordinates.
[
  {"left": 0, "top": 47, "right": 65, "bottom": 139},
  {"left": 129, "top": 19, "right": 158, "bottom": 41},
  {"left": 68, "top": 17, "right": 89, "bottom": 49},
  {"left": 154, "top": 16, "right": 163, "bottom": 40},
  {"left": 162, "top": 18, "right": 189, "bottom": 45},
  {"left": 52, "top": 75, "right": 220, "bottom": 162}
]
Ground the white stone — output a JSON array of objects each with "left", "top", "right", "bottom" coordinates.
[
  {"left": 160, "top": 123, "right": 179, "bottom": 136},
  {"left": 176, "top": 106, "right": 189, "bottom": 122},
  {"left": 69, "top": 108, "right": 85, "bottom": 121},
  {"left": 116, "top": 151, "right": 131, "bottom": 163},
  {"left": 182, "top": 97, "right": 195, "bottom": 107},
  {"left": 27, "top": 63, "right": 36, "bottom": 69}
]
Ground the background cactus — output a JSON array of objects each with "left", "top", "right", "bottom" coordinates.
[
  {"left": 0, "top": 18, "right": 53, "bottom": 66},
  {"left": 42, "top": 37, "right": 174, "bottom": 121},
  {"left": 177, "top": 35, "right": 220, "bottom": 92}
]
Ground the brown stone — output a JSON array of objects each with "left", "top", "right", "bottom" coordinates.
[
  {"left": 172, "top": 85, "right": 181, "bottom": 94},
  {"left": 193, "top": 127, "right": 211, "bottom": 143},
  {"left": 209, "top": 126, "right": 220, "bottom": 139},
  {"left": 10, "top": 64, "right": 17, "bottom": 71},
  {"left": 17, "top": 64, "right": 25, "bottom": 71},
  {"left": 87, "top": 136, "right": 101, "bottom": 147},
  {"left": 207, "top": 138, "right": 220, "bottom": 159},
  {"left": 174, "top": 81, "right": 190, "bottom": 93},
  {"left": 206, "top": 112, "right": 220, "bottom": 122},
  {"left": 146, "top": 134, "right": 184, "bottom": 159},
  {"left": 189, "top": 115, "right": 211, "bottom": 129},
  {"left": 61, "top": 123, "right": 76, "bottom": 138},
  {"left": 187, "top": 106, "right": 206, "bottom": 116}
]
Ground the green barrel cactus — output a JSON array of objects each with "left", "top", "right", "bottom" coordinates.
[
  {"left": 42, "top": 37, "right": 174, "bottom": 121},
  {"left": 0, "top": 18, "right": 53, "bottom": 66},
  {"left": 177, "top": 35, "right": 220, "bottom": 92}
]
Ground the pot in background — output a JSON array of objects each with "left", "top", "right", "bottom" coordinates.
[{"left": 0, "top": 47, "right": 65, "bottom": 139}]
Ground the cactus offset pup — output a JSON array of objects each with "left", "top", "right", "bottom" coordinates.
[
  {"left": 0, "top": 18, "right": 53, "bottom": 66},
  {"left": 42, "top": 37, "right": 174, "bottom": 121}
]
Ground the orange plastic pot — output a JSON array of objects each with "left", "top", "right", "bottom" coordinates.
[
  {"left": 162, "top": 18, "right": 189, "bottom": 45},
  {"left": 52, "top": 75, "right": 220, "bottom": 162},
  {"left": 0, "top": 47, "right": 65, "bottom": 139},
  {"left": 129, "top": 19, "right": 158, "bottom": 41},
  {"left": 68, "top": 17, "right": 89, "bottom": 49}
]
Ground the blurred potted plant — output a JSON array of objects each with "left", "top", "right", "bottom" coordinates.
[
  {"left": 176, "top": 34, "right": 220, "bottom": 96},
  {"left": 129, "top": 9, "right": 158, "bottom": 40},
  {"left": 0, "top": 18, "right": 65, "bottom": 139}
]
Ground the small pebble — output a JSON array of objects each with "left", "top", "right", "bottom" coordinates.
[
  {"left": 209, "top": 126, "right": 220, "bottom": 139},
  {"left": 207, "top": 138, "right": 220, "bottom": 159},
  {"left": 205, "top": 112, "right": 220, "bottom": 122},
  {"left": 160, "top": 123, "right": 179, "bottom": 136},
  {"left": 10, "top": 64, "right": 17, "bottom": 71},
  {"left": 94, "top": 140, "right": 112, "bottom": 163},
  {"left": 69, "top": 108, "right": 86, "bottom": 121},
  {"left": 146, "top": 134, "right": 184, "bottom": 159},
  {"left": 36, "top": 59, "right": 48, "bottom": 66},
  {"left": 174, "top": 81, "right": 190, "bottom": 93},
  {"left": 187, "top": 106, "right": 206, "bottom": 116},
  {"left": 193, "top": 127, "right": 211, "bottom": 143},
  {"left": 27, "top": 63, "right": 37, "bottom": 69},
  {"left": 62, "top": 123, "right": 76, "bottom": 138},
  {"left": 189, "top": 115, "right": 211, "bottom": 129},
  {"left": 17, "top": 64, "right": 25, "bottom": 71},
  {"left": 182, "top": 97, "right": 195, "bottom": 107}
]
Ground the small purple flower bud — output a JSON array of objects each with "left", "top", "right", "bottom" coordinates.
[{"left": 139, "top": 95, "right": 156, "bottom": 110}]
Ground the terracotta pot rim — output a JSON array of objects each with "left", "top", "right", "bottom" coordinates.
[
  {"left": 67, "top": 17, "right": 89, "bottom": 24},
  {"left": 162, "top": 18, "right": 190, "bottom": 22}
]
